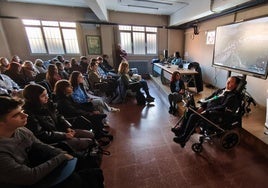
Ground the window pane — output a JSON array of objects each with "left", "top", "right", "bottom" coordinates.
[
  {"left": 120, "top": 32, "right": 132, "bottom": 54},
  {"left": 133, "top": 32, "right": 145, "bottom": 54},
  {"left": 62, "top": 29, "right": 80, "bottom": 54},
  {"left": 25, "top": 27, "right": 46, "bottom": 53},
  {"left": 43, "top": 27, "right": 64, "bottom": 54},
  {"left": 42, "top": 21, "right": 59, "bottom": 26},
  {"left": 60, "top": 22, "right": 76, "bottom": 28},
  {"left": 133, "top": 26, "right": 144, "bottom": 32},
  {"left": 147, "top": 33, "right": 157, "bottom": 54},
  {"left": 119, "top": 25, "right": 131, "bottom": 31},
  {"left": 22, "top": 19, "right": 41, "bottom": 26},
  {"left": 146, "top": 27, "right": 157, "bottom": 32}
]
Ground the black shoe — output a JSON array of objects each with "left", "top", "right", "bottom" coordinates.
[
  {"left": 137, "top": 101, "right": 146, "bottom": 105},
  {"left": 98, "top": 139, "right": 111, "bottom": 147},
  {"left": 179, "top": 142, "right": 186, "bottom": 148},
  {"left": 146, "top": 97, "right": 154, "bottom": 103},
  {"left": 171, "top": 127, "right": 183, "bottom": 136},
  {"left": 94, "top": 113, "right": 107, "bottom": 120},
  {"left": 102, "top": 133, "right": 113, "bottom": 141},
  {"left": 169, "top": 107, "right": 173, "bottom": 114},
  {"left": 172, "top": 107, "right": 178, "bottom": 115},
  {"left": 101, "top": 129, "right": 109, "bottom": 134},
  {"left": 103, "top": 124, "right": 110, "bottom": 128},
  {"left": 147, "top": 95, "right": 155, "bottom": 100},
  {"left": 173, "top": 137, "right": 186, "bottom": 148}
]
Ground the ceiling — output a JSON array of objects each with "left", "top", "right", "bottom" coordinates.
[{"left": 6, "top": 0, "right": 267, "bottom": 28}]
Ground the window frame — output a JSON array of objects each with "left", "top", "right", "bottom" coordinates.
[
  {"left": 119, "top": 25, "right": 157, "bottom": 55},
  {"left": 22, "top": 19, "right": 80, "bottom": 55}
]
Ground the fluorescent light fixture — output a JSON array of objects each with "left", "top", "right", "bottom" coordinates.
[
  {"left": 127, "top": 4, "right": 159, "bottom": 10},
  {"left": 211, "top": 0, "right": 251, "bottom": 12},
  {"left": 134, "top": 0, "right": 173, "bottom": 6}
]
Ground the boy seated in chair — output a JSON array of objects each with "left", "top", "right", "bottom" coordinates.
[
  {"left": 0, "top": 96, "right": 104, "bottom": 188},
  {"left": 172, "top": 76, "right": 242, "bottom": 148}
]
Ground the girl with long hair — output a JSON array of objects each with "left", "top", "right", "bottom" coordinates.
[
  {"left": 168, "top": 71, "right": 185, "bottom": 115},
  {"left": 69, "top": 71, "right": 119, "bottom": 113},
  {"left": 118, "top": 60, "right": 155, "bottom": 104},
  {"left": 54, "top": 79, "right": 113, "bottom": 144},
  {"left": 22, "top": 83, "right": 95, "bottom": 153}
]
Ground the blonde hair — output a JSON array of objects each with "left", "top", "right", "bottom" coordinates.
[{"left": 118, "top": 60, "right": 129, "bottom": 75}]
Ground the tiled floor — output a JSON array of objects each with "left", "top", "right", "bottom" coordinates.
[{"left": 101, "top": 77, "right": 268, "bottom": 188}]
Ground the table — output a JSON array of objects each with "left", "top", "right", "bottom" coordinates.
[{"left": 152, "top": 63, "right": 198, "bottom": 92}]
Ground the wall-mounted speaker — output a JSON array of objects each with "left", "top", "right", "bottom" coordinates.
[{"left": 193, "top": 24, "right": 199, "bottom": 35}]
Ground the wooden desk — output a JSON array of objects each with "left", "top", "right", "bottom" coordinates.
[{"left": 152, "top": 63, "right": 198, "bottom": 92}]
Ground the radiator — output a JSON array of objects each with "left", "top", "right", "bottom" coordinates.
[{"left": 128, "top": 60, "right": 149, "bottom": 77}]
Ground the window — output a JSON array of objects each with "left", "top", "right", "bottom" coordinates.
[
  {"left": 119, "top": 25, "right": 157, "bottom": 55},
  {"left": 22, "top": 19, "right": 80, "bottom": 54}
]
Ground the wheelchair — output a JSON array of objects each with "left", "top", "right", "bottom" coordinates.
[{"left": 172, "top": 77, "right": 249, "bottom": 153}]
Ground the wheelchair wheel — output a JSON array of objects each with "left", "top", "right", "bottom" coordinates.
[
  {"left": 192, "top": 143, "right": 203, "bottom": 153},
  {"left": 220, "top": 130, "right": 240, "bottom": 150}
]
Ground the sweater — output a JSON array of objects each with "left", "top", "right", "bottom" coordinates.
[{"left": 0, "top": 127, "right": 67, "bottom": 186}]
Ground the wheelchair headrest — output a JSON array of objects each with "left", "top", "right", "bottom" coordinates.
[{"left": 235, "top": 76, "right": 247, "bottom": 93}]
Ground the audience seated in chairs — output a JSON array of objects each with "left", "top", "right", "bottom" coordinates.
[
  {"left": 56, "top": 55, "right": 65, "bottom": 63},
  {"left": 79, "top": 56, "right": 89, "bottom": 74},
  {"left": 22, "top": 84, "right": 96, "bottom": 154},
  {"left": 54, "top": 79, "right": 114, "bottom": 144},
  {"left": 87, "top": 58, "right": 118, "bottom": 97},
  {"left": 102, "top": 54, "right": 115, "bottom": 72},
  {"left": 69, "top": 71, "right": 120, "bottom": 114},
  {"left": 0, "top": 57, "right": 10, "bottom": 74},
  {"left": 70, "top": 71, "right": 120, "bottom": 127},
  {"left": 46, "top": 64, "right": 62, "bottom": 91},
  {"left": 4, "top": 62, "right": 27, "bottom": 88},
  {"left": 0, "top": 69, "right": 23, "bottom": 97},
  {"left": 64, "top": 60, "right": 73, "bottom": 75},
  {"left": 116, "top": 60, "right": 155, "bottom": 105},
  {"left": 97, "top": 56, "right": 119, "bottom": 79},
  {"left": 21, "top": 60, "right": 38, "bottom": 83},
  {"left": 70, "top": 58, "right": 82, "bottom": 73},
  {"left": 56, "top": 61, "right": 69, "bottom": 80},
  {"left": 34, "top": 59, "right": 47, "bottom": 83},
  {"left": 10, "top": 55, "right": 23, "bottom": 64},
  {"left": 172, "top": 76, "right": 242, "bottom": 148},
  {"left": 34, "top": 58, "right": 47, "bottom": 74},
  {"left": 0, "top": 96, "right": 104, "bottom": 188}
]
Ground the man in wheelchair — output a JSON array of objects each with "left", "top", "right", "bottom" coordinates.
[{"left": 172, "top": 76, "right": 244, "bottom": 148}]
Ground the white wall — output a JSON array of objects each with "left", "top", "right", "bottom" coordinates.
[{"left": 0, "top": 21, "right": 10, "bottom": 58}]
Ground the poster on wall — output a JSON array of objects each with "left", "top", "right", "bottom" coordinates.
[
  {"left": 206, "top": 30, "right": 215, "bottom": 45},
  {"left": 86, "top": 35, "right": 102, "bottom": 55}
]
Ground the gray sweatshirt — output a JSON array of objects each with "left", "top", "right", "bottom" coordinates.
[{"left": 0, "top": 127, "right": 67, "bottom": 186}]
